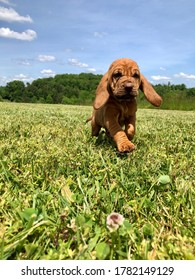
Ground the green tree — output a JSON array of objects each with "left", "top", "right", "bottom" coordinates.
[{"left": 5, "top": 80, "right": 26, "bottom": 102}]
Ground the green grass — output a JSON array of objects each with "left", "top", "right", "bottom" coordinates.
[{"left": 0, "top": 102, "right": 194, "bottom": 260}]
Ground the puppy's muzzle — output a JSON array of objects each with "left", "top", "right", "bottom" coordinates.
[{"left": 116, "top": 82, "right": 138, "bottom": 100}]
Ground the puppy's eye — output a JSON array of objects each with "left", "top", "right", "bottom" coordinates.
[
  {"left": 133, "top": 72, "right": 140, "bottom": 79},
  {"left": 113, "top": 72, "right": 122, "bottom": 79}
]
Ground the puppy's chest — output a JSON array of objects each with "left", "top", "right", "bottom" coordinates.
[{"left": 118, "top": 102, "right": 136, "bottom": 121}]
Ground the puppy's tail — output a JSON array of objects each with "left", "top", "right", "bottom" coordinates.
[{"left": 86, "top": 116, "right": 92, "bottom": 123}]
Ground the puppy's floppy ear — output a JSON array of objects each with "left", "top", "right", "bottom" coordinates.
[
  {"left": 140, "top": 74, "right": 162, "bottom": 107},
  {"left": 93, "top": 73, "right": 110, "bottom": 109}
]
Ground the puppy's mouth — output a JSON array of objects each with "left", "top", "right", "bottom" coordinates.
[
  {"left": 115, "top": 91, "right": 138, "bottom": 101},
  {"left": 113, "top": 81, "right": 138, "bottom": 101}
]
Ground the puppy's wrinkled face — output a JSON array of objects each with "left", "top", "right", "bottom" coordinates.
[{"left": 108, "top": 59, "right": 141, "bottom": 101}]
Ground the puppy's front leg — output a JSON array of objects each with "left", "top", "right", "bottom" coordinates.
[
  {"left": 105, "top": 113, "right": 135, "bottom": 153},
  {"left": 125, "top": 115, "right": 136, "bottom": 140},
  {"left": 113, "top": 130, "right": 135, "bottom": 153}
]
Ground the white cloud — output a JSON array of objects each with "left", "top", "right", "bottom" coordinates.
[
  {"left": 174, "top": 72, "right": 195, "bottom": 79},
  {"left": 0, "top": 73, "right": 33, "bottom": 85},
  {"left": 0, "top": 27, "right": 37, "bottom": 41},
  {"left": 20, "top": 60, "right": 31, "bottom": 66},
  {"left": 0, "top": 75, "right": 9, "bottom": 85},
  {"left": 41, "top": 69, "right": 55, "bottom": 77},
  {"left": 0, "top": 0, "right": 14, "bottom": 5},
  {"left": 68, "top": 58, "right": 97, "bottom": 73},
  {"left": 160, "top": 67, "right": 166, "bottom": 71},
  {"left": 68, "top": 58, "right": 88, "bottom": 68},
  {"left": 0, "top": 7, "right": 33, "bottom": 22},
  {"left": 38, "top": 55, "right": 56, "bottom": 62},
  {"left": 13, "top": 74, "right": 33, "bottom": 82},
  {"left": 87, "top": 68, "right": 96, "bottom": 73},
  {"left": 15, "top": 74, "right": 27, "bottom": 80},
  {"left": 151, "top": 75, "right": 171, "bottom": 81},
  {"left": 94, "top": 31, "right": 107, "bottom": 38}
]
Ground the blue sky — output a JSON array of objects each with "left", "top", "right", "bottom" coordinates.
[{"left": 0, "top": 0, "right": 195, "bottom": 87}]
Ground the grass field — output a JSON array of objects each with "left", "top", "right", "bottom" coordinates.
[{"left": 0, "top": 102, "right": 194, "bottom": 260}]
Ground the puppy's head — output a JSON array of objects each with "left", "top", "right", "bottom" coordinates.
[
  {"left": 93, "top": 58, "right": 162, "bottom": 109},
  {"left": 107, "top": 58, "right": 141, "bottom": 101}
]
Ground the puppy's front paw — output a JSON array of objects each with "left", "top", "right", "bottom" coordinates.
[{"left": 117, "top": 141, "right": 135, "bottom": 153}]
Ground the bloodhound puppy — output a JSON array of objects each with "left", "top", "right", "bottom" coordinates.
[{"left": 87, "top": 58, "right": 162, "bottom": 153}]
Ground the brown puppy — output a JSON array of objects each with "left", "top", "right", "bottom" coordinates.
[{"left": 88, "top": 58, "right": 162, "bottom": 153}]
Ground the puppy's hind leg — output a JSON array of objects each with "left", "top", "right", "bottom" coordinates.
[{"left": 91, "top": 117, "right": 101, "bottom": 136}]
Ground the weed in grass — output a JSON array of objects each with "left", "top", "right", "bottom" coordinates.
[{"left": 0, "top": 103, "right": 194, "bottom": 260}]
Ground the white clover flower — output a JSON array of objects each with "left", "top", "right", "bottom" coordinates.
[{"left": 106, "top": 212, "right": 124, "bottom": 232}]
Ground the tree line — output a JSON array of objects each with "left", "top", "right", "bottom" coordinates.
[{"left": 0, "top": 73, "right": 194, "bottom": 110}]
